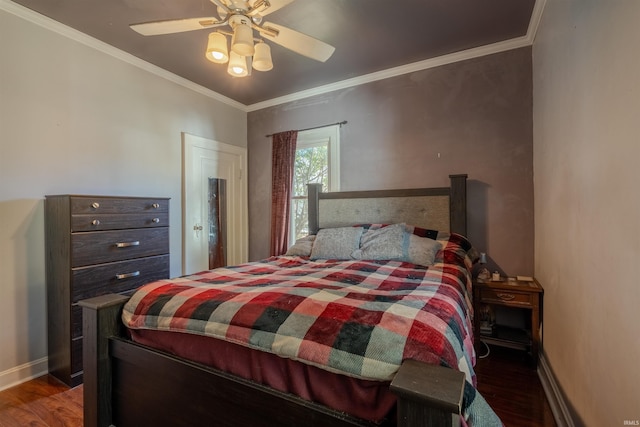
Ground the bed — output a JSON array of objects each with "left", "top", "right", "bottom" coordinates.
[{"left": 80, "top": 174, "right": 501, "bottom": 427}]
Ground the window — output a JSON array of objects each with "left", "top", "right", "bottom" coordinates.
[{"left": 290, "top": 125, "right": 340, "bottom": 244}]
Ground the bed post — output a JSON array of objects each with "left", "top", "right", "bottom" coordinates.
[
  {"left": 79, "top": 293, "right": 130, "bottom": 427},
  {"left": 449, "top": 174, "right": 468, "bottom": 236},
  {"left": 307, "top": 183, "right": 322, "bottom": 235},
  {"left": 391, "top": 360, "right": 465, "bottom": 427}
]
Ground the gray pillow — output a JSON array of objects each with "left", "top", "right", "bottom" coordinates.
[
  {"left": 404, "top": 234, "right": 442, "bottom": 267},
  {"left": 285, "top": 235, "right": 316, "bottom": 257},
  {"left": 352, "top": 223, "right": 406, "bottom": 260},
  {"left": 310, "top": 227, "right": 364, "bottom": 260}
]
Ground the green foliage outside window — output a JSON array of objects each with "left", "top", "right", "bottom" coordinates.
[{"left": 291, "top": 145, "right": 328, "bottom": 241}]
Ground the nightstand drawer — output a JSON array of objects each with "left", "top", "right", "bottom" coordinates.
[{"left": 479, "top": 288, "right": 533, "bottom": 307}]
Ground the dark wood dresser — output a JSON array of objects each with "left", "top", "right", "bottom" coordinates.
[{"left": 45, "top": 195, "right": 170, "bottom": 386}]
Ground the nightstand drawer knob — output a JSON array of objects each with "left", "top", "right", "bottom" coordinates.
[
  {"left": 152, "top": 218, "right": 160, "bottom": 223},
  {"left": 91, "top": 202, "right": 100, "bottom": 209},
  {"left": 91, "top": 219, "right": 100, "bottom": 226},
  {"left": 152, "top": 203, "right": 160, "bottom": 209},
  {"left": 496, "top": 293, "right": 516, "bottom": 301}
]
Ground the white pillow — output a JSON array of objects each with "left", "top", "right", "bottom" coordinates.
[{"left": 310, "top": 227, "right": 364, "bottom": 260}]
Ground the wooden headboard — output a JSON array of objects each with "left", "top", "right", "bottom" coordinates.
[{"left": 307, "top": 174, "right": 467, "bottom": 236}]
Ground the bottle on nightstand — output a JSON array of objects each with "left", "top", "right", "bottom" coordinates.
[{"left": 479, "top": 305, "right": 495, "bottom": 336}]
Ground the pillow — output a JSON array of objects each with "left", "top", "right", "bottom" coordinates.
[
  {"left": 352, "top": 223, "right": 406, "bottom": 261},
  {"left": 404, "top": 234, "right": 443, "bottom": 267},
  {"left": 357, "top": 223, "right": 442, "bottom": 240},
  {"left": 285, "top": 235, "right": 316, "bottom": 257},
  {"left": 310, "top": 227, "right": 364, "bottom": 260}
]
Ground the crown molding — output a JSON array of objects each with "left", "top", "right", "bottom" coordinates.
[
  {"left": 0, "top": 0, "right": 246, "bottom": 111},
  {"left": 3, "top": 0, "right": 546, "bottom": 113},
  {"left": 528, "top": 0, "right": 547, "bottom": 43},
  {"left": 246, "top": 36, "right": 531, "bottom": 112}
]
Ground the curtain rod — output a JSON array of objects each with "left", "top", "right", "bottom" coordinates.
[{"left": 265, "top": 120, "right": 347, "bottom": 138}]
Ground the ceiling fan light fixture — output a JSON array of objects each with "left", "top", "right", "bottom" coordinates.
[
  {"left": 205, "top": 32, "right": 229, "bottom": 64},
  {"left": 131, "top": 2, "right": 336, "bottom": 80},
  {"left": 227, "top": 51, "right": 249, "bottom": 77},
  {"left": 231, "top": 21, "right": 254, "bottom": 56},
  {"left": 252, "top": 41, "right": 273, "bottom": 72}
]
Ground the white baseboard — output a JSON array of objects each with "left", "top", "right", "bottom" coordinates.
[
  {"left": 538, "top": 352, "right": 575, "bottom": 427},
  {"left": 0, "top": 357, "right": 49, "bottom": 392}
]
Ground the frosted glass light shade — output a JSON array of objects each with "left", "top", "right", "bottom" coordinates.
[
  {"left": 227, "top": 51, "right": 249, "bottom": 77},
  {"left": 205, "top": 32, "right": 229, "bottom": 63},
  {"left": 231, "top": 22, "right": 254, "bottom": 56},
  {"left": 252, "top": 42, "right": 273, "bottom": 71}
]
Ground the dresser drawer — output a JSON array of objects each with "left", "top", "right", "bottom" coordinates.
[
  {"left": 479, "top": 288, "right": 533, "bottom": 307},
  {"left": 71, "top": 213, "right": 169, "bottom": 232},
  {"left": 71, "top": 254, "right": 170, "bottom": 303},
  {"left": 71, "top": 305, "right": 82, "bottom": 339},
  {"left": 71, "top": 228, "right": 168, "bottom": 267},
  {"left": 70, "top": 196, "right": 169, "bottom": 214},
  {"left": 70, "top": 255, "right": 169, "bottom": 338},
  {"left": 71, "top": 337, "right": 83, "bottom": 379}
]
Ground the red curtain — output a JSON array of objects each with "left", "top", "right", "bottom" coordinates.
[{"left": 270, "top": 130, "right": 298, "bottom": 256}]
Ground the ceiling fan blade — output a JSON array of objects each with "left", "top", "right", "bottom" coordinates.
[
  {"left": 130, "top": 17, "right": 225, "bottom": 36},
  {"left": 253, "top": 0, "right": 296, "bottom": 16},
  {"left": 209, "top": 0, "right": 232, "bottom": 14},
  {"left": 260, "top": 22, "right": 335, "bottom": 62}
]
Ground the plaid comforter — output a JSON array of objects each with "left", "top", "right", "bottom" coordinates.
[
  {"left": 123, "top": 233, "right": 477, "bottom": 383},
  {"left": 123, "top": 233, "right": 502, "bottom": 426}
]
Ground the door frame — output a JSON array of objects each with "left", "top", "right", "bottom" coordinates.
[{"left": 182, "top": 132, "right": 248, "bottom": 274}]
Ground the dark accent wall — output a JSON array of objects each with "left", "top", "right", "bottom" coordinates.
[{"left": 248, "top": 47, "right": 533, "bottom": 276}]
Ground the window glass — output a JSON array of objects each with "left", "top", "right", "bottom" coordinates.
[{"left": 290, "top": 125, "right": 340, "bottom": 244}]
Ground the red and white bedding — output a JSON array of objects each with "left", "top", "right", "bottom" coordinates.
[{"left": 122, "top": 231, "right": 501, "bottom": 426}]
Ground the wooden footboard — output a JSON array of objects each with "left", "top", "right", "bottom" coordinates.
[{"left": 80, "top": 294, "right": 465, "bottom": 427}]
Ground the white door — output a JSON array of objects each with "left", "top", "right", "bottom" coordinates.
[{"left": 182, "top": 133, "right": 247, "bottom": 275}]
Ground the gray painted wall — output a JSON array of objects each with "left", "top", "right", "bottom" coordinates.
[
  {"left": 1, "top": 8, "right": 247, "bottom": 386},
  {"left": 248, "top": 47, "right": 533, "bottom": 276},
  {"left": 533, "top": 1, "right": 640, "bottom": 424}
]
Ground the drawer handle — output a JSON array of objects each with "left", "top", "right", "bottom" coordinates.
[
  {"left": 496, "top": 293, "right": 516, "bottom": 301},
  {"left": 116, "top": 271, "right": 141, "bottom": 280},
  {"left": 91, "top": 202, "right": 100, "bottom": 209},
  {"left": 91, "top": 219, "right": 101, "bottom": 226},
  {"left": 152, "top": 218, "right": 160, "bottom": 223},
  {"left": 115, "top": 241, "right": 140, "bottom": 248},
  {"left": 152, "top": 203, "right": 160, "bottom": 209}
]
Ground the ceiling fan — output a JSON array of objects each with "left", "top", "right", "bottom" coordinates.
[{"left": 130, "top": 0, "right": 335, "bottom": 77}]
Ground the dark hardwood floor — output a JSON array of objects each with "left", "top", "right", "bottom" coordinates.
[
  {"left": 0, "top": 375, "right": 82, "bottom": 427},
  {"left": 475, "top": 344, "right": 557, "bottom": 426},
  {"left": 0, "top": 345, "right": 555, "bottom": 426}
]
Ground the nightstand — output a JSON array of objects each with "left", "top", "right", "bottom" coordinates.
[{"left": 473, "top": 278, "right": 543, "bottom": 366}]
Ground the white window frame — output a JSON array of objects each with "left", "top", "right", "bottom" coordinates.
[{"left": 290, "top": 125, "right": 341, "bottom": 244}]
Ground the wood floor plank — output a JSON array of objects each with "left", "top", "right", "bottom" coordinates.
[
  {"left": 0, "top": 377, "right": 82, "bottom": 427},
  {"left": 0, "top": 405, "right": 48, "bottom": 427},
  {"left": 0, "top": 376, "right": 68, "bottom": 408},
  {"left": 475, "top": 344, "right": 556, "bottom": 426},
  {"left": 23, "top": 389, "right": 83, "bottom": 427}
]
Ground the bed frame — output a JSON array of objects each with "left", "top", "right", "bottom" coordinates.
[{"left": 80, "top": 174, "right": 469, "bottom": 427}]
